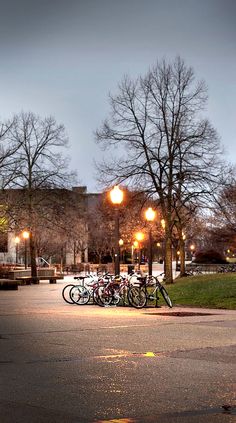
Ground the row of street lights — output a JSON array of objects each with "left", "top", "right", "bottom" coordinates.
[{"left": 110, "top": 186, "right": 157, "bottom": 276}]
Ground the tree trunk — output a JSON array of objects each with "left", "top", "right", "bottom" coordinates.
[
  {"left": 179, "top": 237, "right": 186, "bottom": 276},
  {"left": 30, "top": 232, "right": 37, "bottom": 278},
  {"left": 165, "top": 235, "right": 173, "bottom": 283},
  {"left": 73, "top": 242, "right": 76, "bottom": 265}
]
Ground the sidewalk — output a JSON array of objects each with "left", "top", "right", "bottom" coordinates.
[{"left": 0, "top": 282, "right": 236, "bottom": 423}]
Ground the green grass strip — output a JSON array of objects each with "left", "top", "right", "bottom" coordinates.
[{"left": 158, "top": 273, "right": 236, "bottom": 309}]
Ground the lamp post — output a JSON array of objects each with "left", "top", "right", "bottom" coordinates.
[
  {"left": 190, "top": 244, "right": 195, "bottom": 261},
  {"left": 22, "top": 230, "right": 30, "bottom": 269},
  {"left": 145, "top": 207, "right": 156, "bottom": 276},
  {"left": 156, "top": 242, "right": 161, "bottom": 263},
  {"left": 15, "top": 236, "right": 20, "bottom": 264},
  {"left": 110, "top": 186, "right": 124, "bottom": 275},
  {"left": 133, "top": 240, "right": 139, "bottom": 265},
  {"left": 161, "top": 218, "right": 166, "bottom": 274},
  {"left": 119, "top": 238, "right": 124, "bottom": 263},
  {"left": 135, "top": 231, "right": 144, "bottom": 269}
]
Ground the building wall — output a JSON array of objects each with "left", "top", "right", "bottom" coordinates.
[{"left": 0, "top": 187, "right": 101, "bottom": 265}]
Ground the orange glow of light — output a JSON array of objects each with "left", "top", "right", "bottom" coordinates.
[
  {"left": 22, "top": 230, "right": 30, "bottom": 239},
  {"left": 145, "top": 207, "right": 156, "bottom": 222},
  {"left": 110, "top": 185, "right": 124, "bottom": 205},
  {"left": 135, "top": 232, "right": 144, "bottom": 242}
]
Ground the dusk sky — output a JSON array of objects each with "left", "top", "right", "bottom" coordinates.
[{"left": 0, "top": 0, "right": 235, "bottom": 192}]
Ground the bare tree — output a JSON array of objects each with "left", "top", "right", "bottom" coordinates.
[
  {"left": 0, "top": 117, "right": 21, "bottom": 189},
  {"left": 96, "top": 57, "right": 224, "bottom": 282},
  {"left": 213, "top": 182, "right": 236, "bottom": 233},
  {"left": 4, "top": 111, "right": 76, "bottom": 277}
]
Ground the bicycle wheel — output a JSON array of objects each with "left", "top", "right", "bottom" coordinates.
[
  {"left": 128, "top": 286, "right": 147, "bottom": 309},
  {"left": 62, "top": 284, "right": 75, "bottom": 304},
  {"left": 96, "top": 286, "right": 113, "bottom": 307},
  {"left": 119, "top": 285, "right": 129, "bottom": 306},
  {"left": 160, "top": 286, "right": 173, "bottom": 308},
  {"left": 110, "top": 287, "right": 121, "bottom": 305},
  {"left": 70, "top": 285, "right": 90, "bottom": 305},
  {"left": 93, "top": 286, "right": 103, "bottom": 306}
]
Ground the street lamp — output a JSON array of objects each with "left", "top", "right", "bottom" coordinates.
[
  {"left": 135, "top": 232, "right": 144, "bottom": 269},
  {"left": 22, "top": 230, "right": 30, "bottom": 269},
  {"left": 119, "top": 239, "right": 124, "bottom": 263},
  {"left": 110, "top": 186, "right": 124, "bottom": 275},
  {"left": 15, "top": 236, "right": 20, "bottom": 264},
  {"left": 145, "top": 207, "right": 156, "bottom": 275},
  {"left": 190, "top": 244, "right": 195, "bottom": 261}
]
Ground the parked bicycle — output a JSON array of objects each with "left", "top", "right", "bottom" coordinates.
[
  {"left": 94, "top": 274, "right": 131, "bottom": 307},
  {"left": 62, "top": 274, "right": 99, "bottom": 305},
  {"left": 128, "top": 273, "right": 173, "bottom": 309},
  {"left": 69, "top": 273, "right": 110, "bottom": 305}
]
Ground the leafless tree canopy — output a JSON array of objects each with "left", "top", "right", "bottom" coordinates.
[
  {"left": 0, "top": 111, "right": 77, "bottom": 277},
  {"left": 3, "top": 111, "right": 75, "bottom": 189},
  {"left": 96, "top": 57, "right": 226, "bottom": 281},
  {"left": 97, "top": 57, "right": 223, "bottom": 197},
  {"left": 0, "top": 116, "right": 21, "bottom": 188}
]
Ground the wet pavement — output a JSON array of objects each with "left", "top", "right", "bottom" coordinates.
[{"left": 0, "top": 279, "right": 235, "bottom": 422}]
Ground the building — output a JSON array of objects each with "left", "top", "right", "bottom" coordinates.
[{"left": 0, "top": 186, "right": 101, "bottom": 266}]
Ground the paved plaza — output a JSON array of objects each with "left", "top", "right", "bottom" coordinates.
[{"left": 0, "top": 279, "right": 235, "bottom": 423}]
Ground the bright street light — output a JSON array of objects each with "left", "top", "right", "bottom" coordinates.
[
  {"left": 145, "top": 207, "right": 156, "bottom": 275},
  {"left": 110, "top": 185, "right": 124, "bottom": 205},
  {"left": 135, "top": 231, "right": 144, "bottom": 242},
  {"left": 110, "top": 186, "right": 124, "bottom": 275},
  {"left": 15, "top": 236, "right": 20, "bottom": 264},
  {"left": 22, "top": 230, "right": 30, "bottom": 269},
  {"left": 145, "top": 207, "right": 156, "bottom": 222}
]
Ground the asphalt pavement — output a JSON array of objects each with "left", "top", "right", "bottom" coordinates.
[{"left": 0, "top": 277, "right": 235, "bottom": 423}]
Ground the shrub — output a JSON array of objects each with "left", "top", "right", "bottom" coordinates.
[{"left": 194, "top": 249, "right": 227, "bottom": 264}]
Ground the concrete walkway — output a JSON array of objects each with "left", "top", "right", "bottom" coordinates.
[{"left": 0, "top": 281, "right": 235, "bottom": 422}]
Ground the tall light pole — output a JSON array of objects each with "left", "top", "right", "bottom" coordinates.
[
  {"left": 119, "top": 238, "right": 124, "bottom": 264},
  {"left": 145, "top": 207, "right": 156, "bottom": 276},
  {"left": 22, "top": 230, "right": 30, "bottom": 269},
  {"left": 110, "top": 186, "right": 124, "bottom": 275},
  {"left": 190, "top": 244, "right": 195, "bottom": 261},
  {"left": 135, "top": 231, "right": 144, "bottom": 270},
  {"left": 161, "top": 218, "right": 166, "bottom": 274},
  {"left": 15, "top": 236, "right": 20, "bottom": 264}
]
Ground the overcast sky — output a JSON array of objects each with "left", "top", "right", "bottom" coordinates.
[{"left": 0, "top": 0, "right": 235, "bottom": 192}]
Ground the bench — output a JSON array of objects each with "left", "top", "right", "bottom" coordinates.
[
  {"left": 0, "top": 279, "right": 19, "bottom": 290},
  {"left": 16, "top": 275, "right": 64, "bottom": 284},
  {"left": 15, "top": 276, "right": 35, "bottom": 285}
]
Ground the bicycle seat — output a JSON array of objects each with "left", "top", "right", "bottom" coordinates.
[{"left": 74, "top": 276, "right": 88, "bottom": 280}]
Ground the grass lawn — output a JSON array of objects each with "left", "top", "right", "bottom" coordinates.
[{"left": 159, "top": 273, "right": 236, "bottom": 309}]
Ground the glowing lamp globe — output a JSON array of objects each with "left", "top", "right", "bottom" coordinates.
[
  {"left": 145, "top": 207, "right": 156, "bottom": 222},
  {"left": 110, "top": 186, "right": 124, "bottom": 205},
  {"left": 22, "top": 230, "right": 30, "bottom": 239},
  {"left": 136, "top": 232, "right": 144, "bottom": 242}
]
